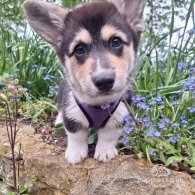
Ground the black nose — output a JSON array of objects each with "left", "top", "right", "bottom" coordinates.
[{"left": 92, "top": 75, "right": 115, "bottom": 92}]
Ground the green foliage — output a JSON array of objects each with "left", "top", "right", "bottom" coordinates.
[{"left": 20, "top": 98, "right": 57, "bottom": 124}]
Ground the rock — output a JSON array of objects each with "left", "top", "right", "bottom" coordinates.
[{"left": 0, "top": 125, "right": 195, "bottom": 195}]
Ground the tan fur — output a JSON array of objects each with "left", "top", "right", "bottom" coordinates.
[
  {"left": 65, "top": 55, "right": 94, "bottom": 90},
  {"left": 106, "top": 43, "right": 135, "bottom": 83},
  {"left": 69, "top": 28, "right": 92, "bottom": 54},
  {"left": 100, "top": 24, "right": 128, "bottom": 42}
]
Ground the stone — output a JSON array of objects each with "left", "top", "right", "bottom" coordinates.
[{"left": 0, "top": 125, "right": 195, "bottom": 195}]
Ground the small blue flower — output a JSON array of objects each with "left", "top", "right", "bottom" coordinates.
[
  {"left": 149, "top": 149, "right": 156, "bottom": 156},
  {"left": 149, "top": 95, "right": 164, "bottom": 105},
  {"left": 168, "top": 95, "right": 178, "bottom": 100},
  {"left": 43, "top": 74, "right": 55, "bottom": 81},
  {"left": 169, "top": 135, "right": 180, "bottom": 144},
  {"left": 172, "top": 100, "right": 180, "bottom": 106},
  {"left": 178, "top": 62, "right": 187, "bottom": 71},
  {"left": 188, "top": 107, "right": 195, "bottom": 113},
  {"left": 127, "top": 121, "right": 136, "bottom": 127},
  {"left": 154, "top": 131, "right": 161, "bottom": 137},
  {"left": 186, "top": 29, "right": 195, "bottom": 36},
  {"left": 22, "top": 88, "right": 28, "bottom": 92},
  {"left": 26, "top": 81, "right": 32, "bottom": 85},
  {"left": 101, "top": 103, "right": 110, "bottom": 110},
  {"left": 137, "top": 102, "right": 150, "bottom": 111},
  {"left": 162, "top": 68, "right": 167, "bottom": 73},
  {"left": 49, "top": 86, "right": 58, "bottom": 91},
  {"left": 179, "top": 114, "right": 185, "bottom": 121},
  {"left": 165, "top": 118, "right": 170, "bottom": 123},
  {"left": 124, "top": 127, "right": 133, "bottom": 134},
  {"left": 137, "top": 118, "right": 143, "bottom": 123},
  {"left": 181, "top": 120, "right": 188, "bottom": 127},
  {"left": 147, "top": 127, "right": 155, "bottom": 138},
  {"left": 123, "top": 114, "right": 131, "bottom": 122},
  {"left": 171, "top": 123, "right": 180, "bottom": 128},
  {"left": 158, "top": 120, "right": 166, "bottom": 129},
  {"left": 189, "top": 68, "right": 195, "bottom": 75},
  {"left": 132, "top": 95, "right": 146, "bottom": 103},
  {"left": 183, "top": 78, "right": 195, "bottom": 92},
  {"left": 122, "top": 137, "right": 129, "bottom": 145}
]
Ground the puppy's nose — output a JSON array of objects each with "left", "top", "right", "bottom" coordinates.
[{"left": 92, "top": 73, "right": 115, "bottom": 92}]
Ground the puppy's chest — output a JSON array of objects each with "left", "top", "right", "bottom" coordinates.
[{"left": 66, "top": 97, "right": 129, "bottom": 129}]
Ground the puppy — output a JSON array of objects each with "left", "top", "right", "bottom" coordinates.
[{"left": 23, "top": 0, "right": 146, "bottom": 165}]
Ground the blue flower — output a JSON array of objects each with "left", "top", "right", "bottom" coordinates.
[
  {"left": 183, "top": 77, "right": 195, "bottom": 93},
  {"left": 122, "top": 137, "right": 129, "bottom": 145},
  {"left": 137, "top": 102, "right": 150, "bottom": 111},
  {"left": 49, "top": 86, "right": 58, "bottom": 91},
  {"left": 132, "top": 95, "right": 146, "bottom": 103},
  {"left": 186, "top": 29, "right": 195, "bottom": 36},
  {"left": 165, "top": 118, "right": 170, "bottom": 123},
  {"left": 22, "top": 88, "right": 28, "bottom": 92},
  {"left": 168, "top": 95, "right": 178, "bottom": 100},
  {"left": 172, "top": 100, "right": 180, "bottom": 106},
  {"left": 149, "top": 149, "right": 156, "bottom": 156},
  {"left": 179, "top": 114, "right": 185, "bottom": 120},
  {"left": 137, "top": 118, "right": 143, "bottom": 123},
  {"left": 43, "top": 74, "right": 55, "bottom": 81},
  {"left": 147, "top": 127, "right": 155, "bottom": 138},
  {"left": 124, "top": 127, "right": 133, "bottom": 134},
  {"left": 169, "top": 135, "right": 180, "bottom": 143},
  {"left": 123, "top": 114, "right": 131, "bottom": 122},
  {"left": 171, "top": 123, "right": 180, "bottom": 128},
  {"left": 178, "top": 62, "right": 187, "bottom": 71},
  {"left": 181, "top": 120, "right": 188, "bottom": 127},
  {"left": 149, "top": 95, "right": 164, "bottom": 105},
  {"left": 26, "top": 81, "right": 32, "bottom": 85},
  {"left": 158, "top": 120, "right": 166, "bottom": 129},
  {"left": 189, "top": 68, "right": 195, "bottom": 75},
  {"left": 188, "top": 107, "right": 195, "bottom": 113},
  {"left": 154, "top": 131, "right": 161, "bottom": 137},
  {"left": 101, "top": 102, "right": 110, "bottom": 110},
  {"left": 127, "top": 121, "right": 136, "bottom": 127}
]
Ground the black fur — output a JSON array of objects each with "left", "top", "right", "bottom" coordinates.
[{"left": 59, "top": 2, "right": 139, "bottom": 64}]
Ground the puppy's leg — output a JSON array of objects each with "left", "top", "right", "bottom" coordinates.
[
  {"left": 65, "top": 128, "right": 88, "bottom": 165},
  {"left": 94, "top": 127, "right": 122, "bottom": 162},
  {"left": 94, "top": 102, "right": 128, "bottom": 162},
  {"left": 61, "top": 110, "right": 88, "bottom": 165}
]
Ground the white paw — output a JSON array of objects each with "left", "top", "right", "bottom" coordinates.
[
  {"left": 94, "top": 143, "right": 118, "bottom": 163},
  {"left": 65, "top": 144, "right": 88, "bottom": 165}
]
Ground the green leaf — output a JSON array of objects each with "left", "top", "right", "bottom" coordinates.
[
  {"left": 165, "top": 156, "right": 183, "bottom": 166},
  {"left": 145, "top": 145, "right": 151, "bottom": 163}
]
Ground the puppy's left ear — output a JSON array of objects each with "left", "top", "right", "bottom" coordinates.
[{"left": 108, "top": 0, "right": 146, "bottom": 35}]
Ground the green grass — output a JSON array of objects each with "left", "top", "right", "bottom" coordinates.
[{"left": 0, "top": 0, "right": 195, "bottom": 172}]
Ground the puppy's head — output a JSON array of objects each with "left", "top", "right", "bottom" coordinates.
[{"left": 24, "top": 0, "right": 146, "bottom": 105}]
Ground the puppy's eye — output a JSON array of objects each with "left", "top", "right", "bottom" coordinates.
[
  {"left": 74, "top": 43, "right": 86, "bottom": 55},
  {"left": 111, "top": 37, "right": 122, "bottom": 48}
]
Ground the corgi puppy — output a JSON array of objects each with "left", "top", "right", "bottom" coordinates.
[{"left": 23, "top": 0, "right": 146, "bottom": 165}]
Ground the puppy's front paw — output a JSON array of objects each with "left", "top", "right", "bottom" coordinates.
[
  {"left": 94, "top": 143, "right": 118, "bottom": 163},
  {"left": 65, "top": 144, "right": 88, "bottom": 165}
]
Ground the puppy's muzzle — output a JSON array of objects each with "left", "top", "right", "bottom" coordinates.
[{"left": 92, "top": 72, "right": 115, "bottom": 92}]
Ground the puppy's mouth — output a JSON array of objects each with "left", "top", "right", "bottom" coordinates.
[{"left": 87, "top": 89, "right": 123, "bottom": 98}]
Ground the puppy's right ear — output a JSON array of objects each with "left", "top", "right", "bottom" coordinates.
[{"left": 23, "top": 0, "right": 68, "bottom": 52}]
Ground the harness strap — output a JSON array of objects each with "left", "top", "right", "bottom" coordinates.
[{"left": 76, "top": 99, "right": 121, "bottom": 130}]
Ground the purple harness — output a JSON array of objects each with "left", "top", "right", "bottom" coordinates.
[{"left": 76, "top": 99, "right": 121, "bottom": 130}]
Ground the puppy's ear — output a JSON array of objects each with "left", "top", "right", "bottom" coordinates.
[
  {"left": 23, "top": 0, "right": 68, "bottom": 52},
  {"left": 107, "top": 0, "right": 146, "bottom": 34}
]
